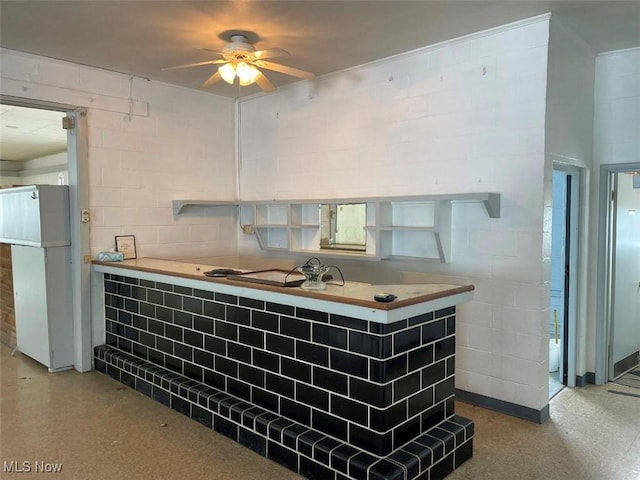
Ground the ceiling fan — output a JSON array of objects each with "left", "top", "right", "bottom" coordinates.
[{"left": 163, "top": 33, "right": 315, "bottom": 92}]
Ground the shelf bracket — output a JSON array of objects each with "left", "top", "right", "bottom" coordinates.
[
  {"left": 483, "top": 193, "right": 501, "bottom": 218},
  {"left": 254, "top": 228, "right": 266, "bottom": 250},
  {"left": 172, "top": 200, "right": 188, "bottom": 215},
  {"left": 435, "top": 201, "right": 452, "bottom": 263}
]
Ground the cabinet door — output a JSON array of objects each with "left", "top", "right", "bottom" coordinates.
[{"left": 12, "top": 245, "right": 51, "bottom": 367}]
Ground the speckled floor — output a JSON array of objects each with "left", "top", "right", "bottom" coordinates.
[{"left": 1, "top": 345, "right": 639, "bottom": 480}]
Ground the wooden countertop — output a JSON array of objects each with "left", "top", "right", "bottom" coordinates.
[{"left": 92, "top": 258, "right": 474, "bottom": 311}]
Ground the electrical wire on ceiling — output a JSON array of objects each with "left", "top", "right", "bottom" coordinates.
[{"left": 126, "top": 75, "right": 134, "bottom": 121}]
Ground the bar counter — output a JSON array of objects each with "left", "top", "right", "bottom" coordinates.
[{"left": 92, "top": 258, "right": 475, "bottom": 480}]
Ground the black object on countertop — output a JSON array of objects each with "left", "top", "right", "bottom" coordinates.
[
  {"left": 374, "top": 293, "right": 397, "bottom": 302},
  {"left": 203, "top": 268, "right": 242, "bottom": 277}
]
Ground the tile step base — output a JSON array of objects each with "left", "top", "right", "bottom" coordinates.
[{"left": 95, "top": 345, "right": 473, "bottom": 480}]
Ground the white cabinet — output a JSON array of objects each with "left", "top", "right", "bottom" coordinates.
[
  {"left": 0, "top": 185, "right": 70, "bottom": 247},
  {"left": 3, "top": 185, "right": 74, "bottom": 371},
  {"left": 12, "top": 245, "right": 74, "bottom": 372}
]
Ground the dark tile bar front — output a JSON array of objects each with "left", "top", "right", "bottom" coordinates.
[{"left": 92, "top": 260, "right": 475, "bottom": 480}]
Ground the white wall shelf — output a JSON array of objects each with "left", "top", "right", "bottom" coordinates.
[
  {"left": 171, "top": 200, "right": 238, "bottom": 215},
  {"left": 172, "top": 193, "right": 500, "bottom": 263}
]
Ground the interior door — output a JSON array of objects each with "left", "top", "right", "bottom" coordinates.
[{"left": 609, "top": 171, "right": 640, "bottom": 379}]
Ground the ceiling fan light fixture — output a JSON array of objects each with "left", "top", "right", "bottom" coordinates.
[
  {"left": 166, "top": 31, "right": 314, "bottom": 93},
  {"left": 237, "top": 62, "right": 261, "bottom": 86},
  {"left": 218, "top": 62, "right": 236, "bottom": 84}
]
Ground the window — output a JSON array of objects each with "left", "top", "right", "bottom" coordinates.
[{"left": 320, "top": 203, "right": 367, "bottom": 252}]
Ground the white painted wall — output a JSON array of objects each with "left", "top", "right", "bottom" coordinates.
[
  {"left": 0, "top": 176, "right": 21, "bottom": 187},
  {"left": 544, "top": 17, "right": 596, "bottom": 382},
  {"left": 238, "top": 17, "right": 552, "bottom": 412},
  {"left": 21, "top": 170, "right": 66, "bottom": 186},
  {"left": 22, "top": 152, "right": 68, "bottom": 185},
  {"left": 545, "top": 20, "right": 596, "bottom": 165},
  {"left": 1, "top": 152, "right": 67, "bottom": 187},
  {"left": 593, "top": 48, "right": 640, "bottom": 167},
  {"left": 24, "top": 151, "right": 67, "bottom": 169},
  {"left": 0, "top": 48, "right": 238, "bottom": 258},
  {"left": 591, "top": 47, "right": 640, "bottom": 371}
]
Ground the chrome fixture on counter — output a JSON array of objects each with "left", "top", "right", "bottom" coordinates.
[{"left": 288, "top": 257, "right": 344, "bottom": 290}]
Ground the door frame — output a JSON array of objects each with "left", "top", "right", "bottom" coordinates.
[
  {"left": 0, "top": 95, "right": 92, "bottom": 372},
  {"left": 596, "top": 162, "right": 640, "bottom": 384},
  {"left": 552, "top": 164, "right": 581, "bottom": 388}
]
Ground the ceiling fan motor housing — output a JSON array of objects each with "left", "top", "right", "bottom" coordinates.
[{"left": 223, "top": 35, "right": 256, "bottom": 58}]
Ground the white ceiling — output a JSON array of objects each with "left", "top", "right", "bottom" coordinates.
[
  {"left": 0, "top": 105, "right": 67, "bottom": 163},
  {"left": 0, "top": 1, "right": 639, "bottom": 162},
  {"left": 1, "top": 1, "right": 640, "bottom": 98}
]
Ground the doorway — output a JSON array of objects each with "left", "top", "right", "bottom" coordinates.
[
  {"left": 0, "top": 103, "right": 68, "bottom": 349},
  {"left": 0, "top": 95, "right": 91, "bottom": 372},
  {"left": 599, "top": 165, "right": 640, "bottom": 382},
  {"left": 549, "top": 167, "right": 580, "bottom": 398},
  {"left": 0, "top": 104, "right": 68, "bottom": 186}
]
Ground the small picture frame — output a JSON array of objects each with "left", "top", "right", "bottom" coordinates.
[{"left": 115, "top": 235, "right": 137, "bottom": 260}]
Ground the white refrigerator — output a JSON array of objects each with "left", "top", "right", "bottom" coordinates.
[{"left": 0, "top": 185, "right": 74, "bottom": 372}]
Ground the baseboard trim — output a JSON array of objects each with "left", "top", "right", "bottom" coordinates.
[
  {"left": 575, "top": 371, "right": 596, "bottom": 386},
  {"left": 614, "top": 351, "right": 640, "bottom": 378},
  {"left": 455, "top": 389, "right": 549, "bottom": 424}
]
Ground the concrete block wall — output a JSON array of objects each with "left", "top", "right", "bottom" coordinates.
[
  {"left": 0, "top": 48, "right": 238, "bottom": 259},
  {"left": 238, "top": 17, "right": 552, "bottom": 412}
]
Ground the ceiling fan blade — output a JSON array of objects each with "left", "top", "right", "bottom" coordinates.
[
  {"left": 254, "top": 48, "right": 290, "bottom": 60},
  {"left": 196, "top": 47, "right": 225, "bottom": 56},
  {"left": 201, "top": 71, "right": 222, "bottom": 89},
  {"left": 254, "top": 60, "right": 315, "bottom": 80},
  {"left": 162, "top": 59, "right": 226, "bottom": 71},
  {"left": 255, "top": 72, "right": 276, "bottom": 92}
]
